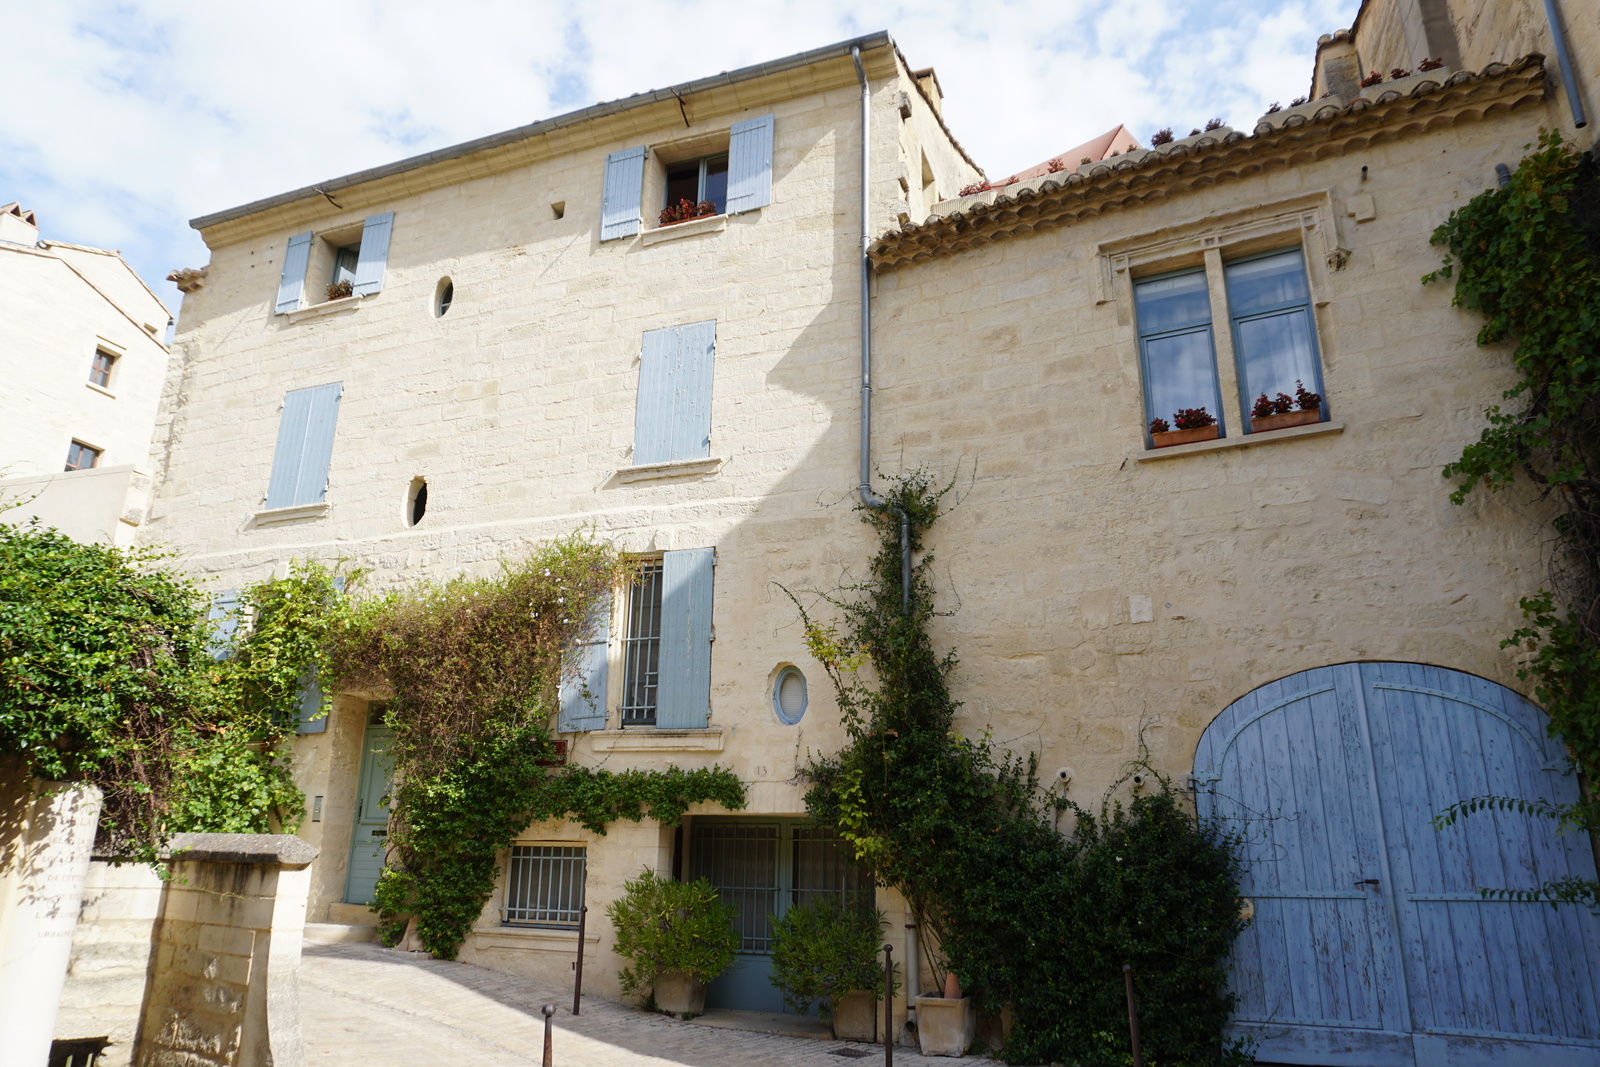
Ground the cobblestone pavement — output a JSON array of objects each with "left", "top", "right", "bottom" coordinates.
[{"left": 300, "top": 941, "right": 967, "bottom": 1066}]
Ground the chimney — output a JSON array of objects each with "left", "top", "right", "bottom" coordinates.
[
  {"left": 1313, "top": 30, "right": 1362, "bottom": 99},
  {"left": 0, "top": 202, "right": 39, "bottom": 246},
  {"left": 913, "top": 67, "right": 943, "bottom": 116}
]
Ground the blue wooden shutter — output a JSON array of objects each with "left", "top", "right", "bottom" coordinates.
[
  {"left": 296, "top": 673, "right": 328, "bottom": 734},
  {"left": 276, "top": 232, "right": 313, "bottom": 313},
  {"left": 264, "top": 382, "right": 342, "bottom": 509},
  {"left": 558, "top": 596, "right": 611, "bottom": 732},
  {"left": 352, "top": 212, "right": 394, "bottom": 296},
  {"left": 207, "top": 589, "right": 240, "bottom": 660},
  {"left": 600, "top": 146, "right": 647, "bottom": 240},
  {"left": 633, "top": 320, "right": 716, "bottom": 465},
  {"left": 726, "top": 113, "right": 774, "bottom": 214},
  {"left": 657, "top": 548, "right": 714, "bottom": 729}
]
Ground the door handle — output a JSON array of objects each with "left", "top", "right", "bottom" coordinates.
[{"left": 1355, "top": 878, "right": 1380, "bottom": 886}]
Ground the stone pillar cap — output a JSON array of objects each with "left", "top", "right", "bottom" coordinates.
[{"left": 167, "top": 833, "right": 319, "bottom": 868}]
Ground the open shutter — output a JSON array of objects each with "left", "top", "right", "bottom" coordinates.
[
  {"left": 296, "top": 674, "right": 328, "bottom": 734},
  {"left": 276, "top": 232, "right": 313, "bottom": 313},
  {"left": 600, "top": 146, "right": 647, "bottom": 240},
  {"left": 352, "top": 212, "right": 394, "bottom": 296},
  {"left": 265, "top": 382, "right": 343, "bottom": 509},
  {"left": 633, "top": 320, "right": 715, "bottom": 465},
  {"left": 657, "top": 548, "right": 714, "bottom": 729},
  {"left": 558, "top": 596, "right": 611, "bottom": 732},
  {"left": 207, "top": 589, "right": 240, "bottom": 660},
  {"left": 726, "top": 113, "right": 774, "bottom": 214}
]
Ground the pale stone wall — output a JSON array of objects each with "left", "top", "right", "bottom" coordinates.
[
  {"left": 54, "top": 861, "right": 165, "bottom": 1067},
  {"left": 0, "top": 464, "right": 151, "bottom": 547}
]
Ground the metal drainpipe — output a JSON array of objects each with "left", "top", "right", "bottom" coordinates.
[
  {"left": 852, "top": 44, "right": 912, "bottom": 616},
  {"left": 1542, "top": 0, "right": 1589, "bottom": 129}
]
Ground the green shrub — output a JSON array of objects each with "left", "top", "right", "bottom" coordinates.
[
  {"left": 607, "top": 869, "right": 738, "bottom": 999},
  {"left": 770, "top": 897, "right": 895, "bottom": 1018}
]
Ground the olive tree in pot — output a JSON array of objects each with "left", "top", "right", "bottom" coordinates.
[
  {"left": 607, "top": 869, "right": 738, "bottom": 1018},
  {"left": 770, "top": 898, "right": 897, "bottom": 1041}
]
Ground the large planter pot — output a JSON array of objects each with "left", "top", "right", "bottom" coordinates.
[
  {"left": 830, "top": 989, "right": 878, "bottom": 1041},
  {"left": 1250, "top": 408, "right": 1321, "bottom": 433},
  {"left": 1150, "top": 424, "right": 1219, "bottom": 448},
  {"left": 654, "top": 971, "right": 708, "bottom": 1016},
  {"left": 915, "top": 995, "right": 976, "bottom": 1057}
]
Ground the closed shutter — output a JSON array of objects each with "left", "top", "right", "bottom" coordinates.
[
  {"left": 600, "top": 146, "right": 647, "bottom": 240},
  {"left": 276, "top": 232, "right": 313, "bottom": 313},
  {"left": 633, "top": 320, "right": 716, "bottom": 465},
  {"left": 207, "top": 589, "right": 240, "bottom": 660},
  {"left": 558, "top": 595, "right": 611, "bottom": 732},
  {"left": 296, "top": 674, "right": 328, "bottom": 734},
  {"left": 264, "top": 382, "right": 343, "bottom": 509},
  {"left": 352, "top": 212, "right": 394, "bottom": 296},
  {"left": 657, "top": 548, "right": 714, "bottom": 729},
  {"left": 726, "top": 113, "right": 774, "bottom": 214}
]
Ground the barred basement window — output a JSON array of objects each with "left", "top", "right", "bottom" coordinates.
[
  {"left": 620, "top": 561, "right": 664, "bottom": 726},
  {"left": 502, "top": 845, "right": 586, "bottom": 927}
]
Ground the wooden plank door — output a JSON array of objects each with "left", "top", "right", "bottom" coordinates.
[
  {"left": 343, "top": 724, "right": 395, "bottom": 907},
  {"left": 1361, "top": 662, "right": 1600, "bottom": 1066},
  {"left": 1195, "top": 665, "right": 1413, "bottom": 1066}
]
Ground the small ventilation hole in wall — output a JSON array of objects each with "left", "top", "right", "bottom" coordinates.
[
  {"left": 434, "top": 277, "right": 453, "bottom": 317},
  {"left": 551, "top": 202, "right": 566, "bottom": 220},
  {"left": 408, "top": 478, "right": 428, "bottom": 526}
]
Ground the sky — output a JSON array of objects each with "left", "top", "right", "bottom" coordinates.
[{"left": 0, "top": 0, "right": 1359, "bottom": 315}]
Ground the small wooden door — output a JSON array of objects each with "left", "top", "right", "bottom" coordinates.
[
  {"left": 344, "top": 722, "right": 395, "bottom": 907},
  {"left": 1196, "top": 663, "right": 1600, "bottom": 1066}
]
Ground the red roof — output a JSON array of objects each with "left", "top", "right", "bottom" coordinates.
[{"left": 996, "top": 124, "right": 1143, "bottom": 185}]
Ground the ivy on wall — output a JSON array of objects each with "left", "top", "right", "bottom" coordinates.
[
  {"left": 1426, "top": 130, "right": 1600, "bottom": 905},
  {"left": 796, "top": 473, "right": 1248, "bottom": 1066}
]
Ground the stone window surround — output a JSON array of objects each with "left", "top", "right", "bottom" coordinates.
[{"left": 1098, "top": 193, "right": 1344, "bottom": 454}]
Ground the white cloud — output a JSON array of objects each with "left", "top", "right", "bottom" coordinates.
[{"left": 0, "top": 0, "right": 1359, "bottom": 312}]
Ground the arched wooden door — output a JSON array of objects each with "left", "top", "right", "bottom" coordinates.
[{"left": 1194, "top": 662, "right": 1600, "bottom": 1066}]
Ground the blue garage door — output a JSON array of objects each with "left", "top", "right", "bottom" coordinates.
[{"left": 1195, "top": 662, "right": 1600, "bottom": 1066}]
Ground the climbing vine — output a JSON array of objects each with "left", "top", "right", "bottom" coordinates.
[
  {"left": 1426, "top": 130, "right": 1600, "bottom": 905},
  {"left": 331, "top": 535, "right": 745, "bottom": 958},
  {"left": 797, "top": 472, "right": 1248, "bottom": 1066}
]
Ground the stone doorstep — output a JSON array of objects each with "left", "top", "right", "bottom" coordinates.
[
  {"left": 304, "top": 922, "right": 379, "bottom": 945},
  {"left": 325, "top": 902, "right": 380, "bottom": 926},
  {"left": 684, "top": 1008, "right": 832, "bottom": 1041}
]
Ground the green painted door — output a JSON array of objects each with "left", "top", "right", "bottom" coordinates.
[{"left": 344, "top": 723, "right": 395, "bottom": 906}]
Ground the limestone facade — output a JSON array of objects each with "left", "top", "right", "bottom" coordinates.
[
  {"left": 0, "top": 203, "right": 171, "bottom": 545},
  {"left": 140, "top": 15, "right": 1588, "bottom": 1034}
]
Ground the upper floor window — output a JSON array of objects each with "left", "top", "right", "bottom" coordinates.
[
  {"left": 64, "top": 440, "right": 101, "bottom": 471},
  {"left": 275, "top": 212, "right": 394, "bottom": 314},
  {"left": 1134, "top": 268, "right": 1225, "bottom": 441},
  {"left": 620, "top": 560, "right": 665, "bottom": 727},
  {"left": 663, "top": 154, "right": 729, "bottom": 220},
  {"left": 600, "top": 113, "right": 774, "bottom": 241},
  {"left": 1225, "top": 248, "right": 1326, "bottom": 431},
  {"left": 263, "top": 382, "right": 343, "bottom": 510},
  {"left": 634, "top": 320, "right": 716, "bottom": 465},
  {"left": 89, "top": 348, "right": 117, "bottom": 388}
]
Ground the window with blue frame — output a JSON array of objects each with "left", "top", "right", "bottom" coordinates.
[
  {"left": 1224, "top": 248, "right": 1326, "bottom": 431},
  {"left": 1133, "top": 267, "right": 1226, "bottom": 439}
]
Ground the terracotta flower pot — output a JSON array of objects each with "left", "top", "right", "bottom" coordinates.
[
  {"left": 653, "top": 971, "right": 708, "bottom": 1016},
  {"left": 830, "top": 989, "right": 877, "bottom": 1041},
  {"left": 1150, "top": 424, "right": 1219, "bottom": 448},
  {"left": 1250, "top": 408, "right": 1320, "bottom": 433}
]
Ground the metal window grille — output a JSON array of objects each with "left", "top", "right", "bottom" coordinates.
[
  {"left": 791, "top": 827, "right": 872, "bottom": 913},
  {"left": 502, "top": 845, "right": 586, "bottom": 927},
  {"left": 690, "top": 824, "right": 780, "bottom": 952},
  {"left": 620, "top": 562, "right": 663, "bottom": 726}
]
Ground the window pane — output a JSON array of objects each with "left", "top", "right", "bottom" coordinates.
[
  {"left": 702, "top": 156, "right": 729, "bottom": 215},
  {"left": 503, "top": 845, "right": 585, "bottom": 927},
  {"left": 1144, "top": 327, "right": 1220, "bottom": 425},
  {"left": 333, "top": 246, "right": 360, "bottom": 286},
  {"left": 664, "top": 162, "right": 700, "bottom": 208},
  {"left": 621, "top": 562, "right": 663, "bottom": 725},
  {"left": 1134, "top": 270, "right": 1211, "bottom": 334},
  {"left": 1236, "top": 308, "right": 1319, "bottom": 408},
  {"left": 1225, "top": 249, "right": 1309, "bottom": 313}
]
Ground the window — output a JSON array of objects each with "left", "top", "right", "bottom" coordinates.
[
  {"left": 503, "top": 845, "right": 586, "bottom": 927},
  {"left": 264, "top": 382, "right": 342, "bottom": 510},
  {"left": 613, "top": 548, "right": 715, "bottom": 731},
  {"left": 1225, "top": 248, "right": 1327, "bottom": 430},
  {"left": 664, "top": 153, "right": 729, "bottom": 215},
  {"left": 89, "top": 348, "right": 116, "bottom": 388},
  {"left": 64, "top": 440, "right": 100, "bottom": 471},
  {"left": 275, "top": 212, "right": 394, "bottom": 314},
  {"left": 773, "top": 666, "right": 807, "bottom": 725},
  {"left": 634, "top": 320, "right": 716, "bottom": 465},
  {"left": 434, "top": 277, "right": 453, "bottom": 317},
  {"left": 1134, "top": 268, "right": 1225, "bottom": 439},
  {"left": 620, "top": 561, "right": 664, "bottom": 726}
]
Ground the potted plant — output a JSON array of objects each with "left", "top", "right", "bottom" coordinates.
[
  {"left": 916, "top": 970, "right": 978, "bottom": 1057},
  {"left": 326, "top": 279, "right": 354, "bottom": 301},
  {"left": 607, "top": 868, "right": 738, "bottom": 1018},
  {"left": 1149, "top": 406, "right": 1219, "bottom": 447},
  {"left": 659, "top": 198, "right": 718, "bottom": 227},
  {"left": 1250, "top": 380, "right": 1322, "bottom": 432},
  {"left": 770, "top": 898, "right": 896, "bottom": 1040}
]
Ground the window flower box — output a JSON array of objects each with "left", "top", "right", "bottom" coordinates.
[
  {"left": 1251, "top": 408, "right": 1321, "bottom": 433},
  {"left": 1151, "top": 424, "right": 1221, "bottom": 448}
]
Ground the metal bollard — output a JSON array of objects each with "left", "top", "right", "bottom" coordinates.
[
  {"left": 542, "top": 1003, "right": 556, "bottom": 1067},
  {"left": 884, "top": 943, "right": 894, "bottom": 1067},
  {"left": 573, "top": 905, "right": 588, "bottom": 1015},
  {"left": 1122, "top": 964, "right": 1143, "bottom": 1067}
]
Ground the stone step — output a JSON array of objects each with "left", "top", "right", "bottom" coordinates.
[{"left": 304, "top": 922, "right": 379, "bottom": 944}]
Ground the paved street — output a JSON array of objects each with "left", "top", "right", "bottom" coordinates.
[{"left": 300, "top": 941, "right": 964, "bottom": 1066}]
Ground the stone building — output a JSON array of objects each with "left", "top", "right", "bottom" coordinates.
[
  {"left": 139, "top": 1, "right": 1599, "bottom": 1061},
  {"left": 0, "top": 203, "right": 171, "bottom": 546}
]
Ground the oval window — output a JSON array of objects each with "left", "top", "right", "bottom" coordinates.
[
  {"left": 407, "top": 477, "right": 428, "bottom": 526},
  {"left": 435, "top": 277, "right": 453, "bottom": 317},
  {"left": 773, "top": 666, "right": 807, "bottom": 725}
]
